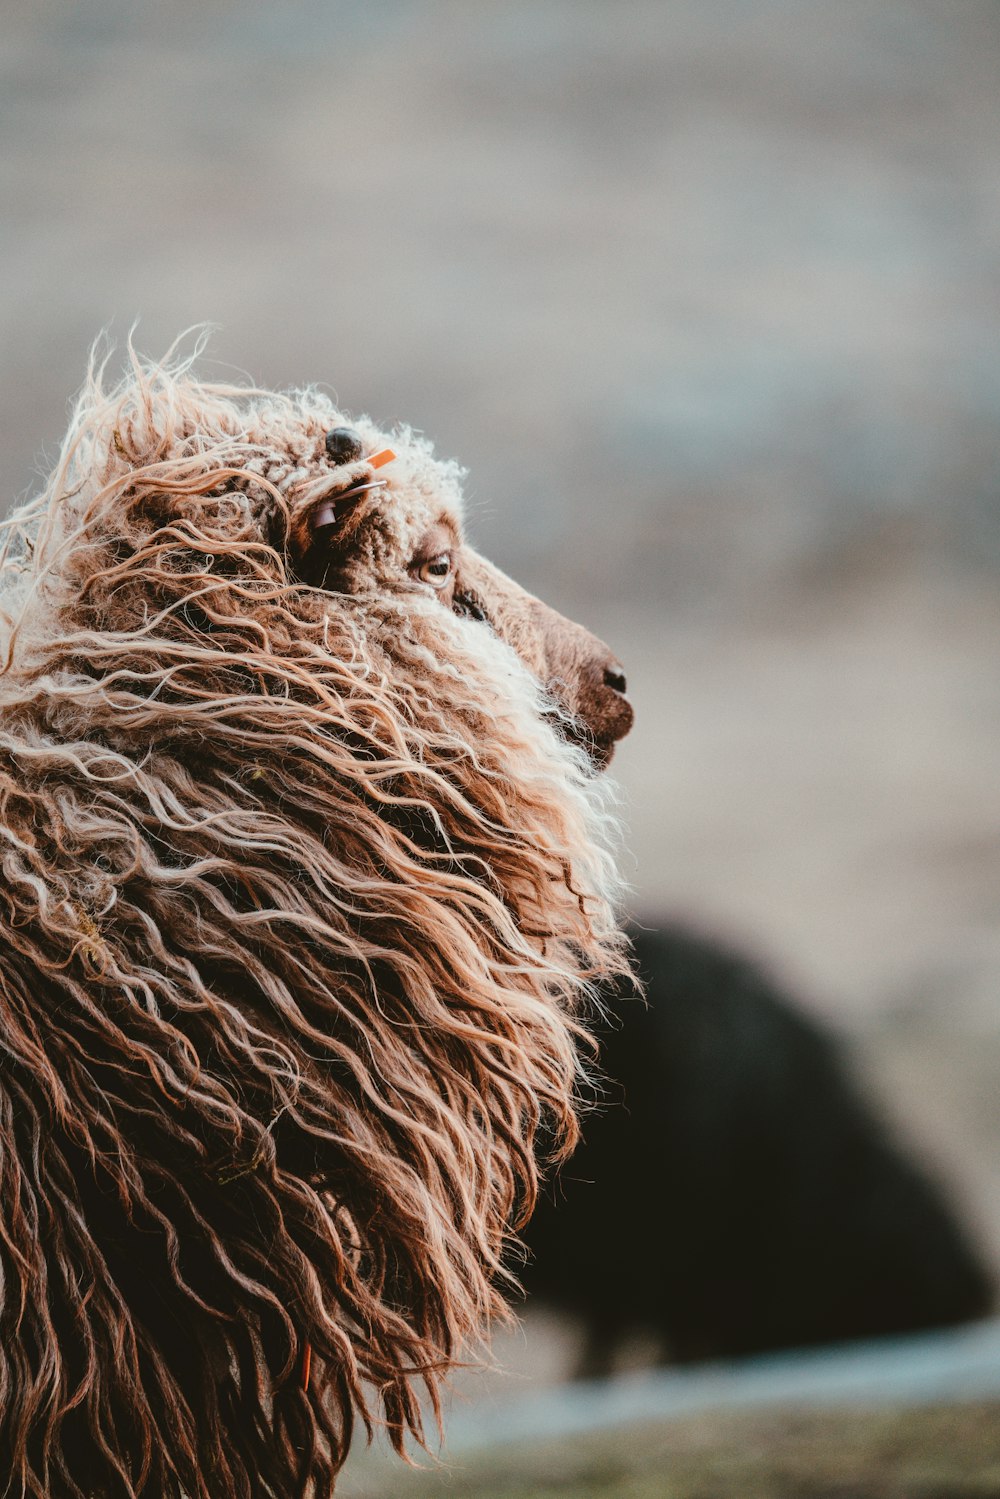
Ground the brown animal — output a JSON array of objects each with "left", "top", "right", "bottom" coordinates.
[{"left": 0, "top": 342, "right": 632, "bottom": 1498}]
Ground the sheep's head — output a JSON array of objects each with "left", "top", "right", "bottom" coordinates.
[
  {"left": 291, "top": 424, "right": 633, "bottom": 769},
  {"left": 0, "top": 351, "right": 631, "bottom": 1499}
]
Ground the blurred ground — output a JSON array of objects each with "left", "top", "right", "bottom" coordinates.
[
  {"left": 340, "top": 1401, "right": 1000, "bottom": 1498},
  {"left": 2, "top": 0, "right": 999, "bottom": 1451}
]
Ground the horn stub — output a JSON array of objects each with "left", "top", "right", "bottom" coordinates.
[{"left": 325, "top": 427, "right": 365, "bottom": 464}]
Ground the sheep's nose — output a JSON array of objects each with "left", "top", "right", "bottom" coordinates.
[
  {"left": 604, "top": 661, "right": 628, "bottom": 696},
  {"left": 582, "top": 651, "right": 633, "bottom": 763}
]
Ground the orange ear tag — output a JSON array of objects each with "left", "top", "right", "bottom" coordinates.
[{"left": 367, "top": 448, "right": 396, "bottom": 469}]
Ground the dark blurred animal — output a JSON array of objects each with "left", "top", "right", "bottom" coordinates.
[
  {"left": 520, "top": 924, "right": 993, "bottom": 1375},
  {"left": 0, "top": 345, "right": 632, "bottom": 1499}
]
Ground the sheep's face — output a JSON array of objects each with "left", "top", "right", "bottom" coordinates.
[{"left": 294, "top": 430, "right": 633, "bottom": 768}]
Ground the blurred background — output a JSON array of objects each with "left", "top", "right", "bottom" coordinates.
[{"left": 3, "top": 2, "right": 999, "bottom": 1493}]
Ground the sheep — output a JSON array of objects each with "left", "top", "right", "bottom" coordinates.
[
  {"left": 521, "top": 923, "right": 993, "bottom": 1374},
  {"left": 0, "top": 341, "right": 633, "bottom": 1499}
]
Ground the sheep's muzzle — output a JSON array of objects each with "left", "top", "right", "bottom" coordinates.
[{"left": 458, "top": 551, "right": 634, "bottom": 767}]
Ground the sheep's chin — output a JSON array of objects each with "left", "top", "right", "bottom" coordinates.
[{"left": 548, "top": 713, "right": 617, "bottom": 772}]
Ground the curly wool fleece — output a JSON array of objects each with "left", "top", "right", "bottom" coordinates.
[{"left": 0, "top": 341, "right": 627, "bottom": 1499}]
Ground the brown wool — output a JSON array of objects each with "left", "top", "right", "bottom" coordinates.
[{"left": 0, "top": 341, "right": 629, "bottom": 1498}]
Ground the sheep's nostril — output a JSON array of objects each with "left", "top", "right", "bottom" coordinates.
[{"left": 603, "top": 663, "right": 628, "bottom": 696}]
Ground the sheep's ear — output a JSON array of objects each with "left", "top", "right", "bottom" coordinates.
[
  {"left": 289, "top": 480, "right": 383, "bottom": 587},
  {"left": 308, "top": 479, "right": 387, "bottom": 535},
  {"left": 288, "top": 445, "right": 396, "bottom": 583}
]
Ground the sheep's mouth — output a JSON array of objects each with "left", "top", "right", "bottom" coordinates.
[
  {"left": 547, "top": 680, "right": 633, "bottom": 772},
  {"left": 549, "top": 712, "right": 619, "bottom": 772}
]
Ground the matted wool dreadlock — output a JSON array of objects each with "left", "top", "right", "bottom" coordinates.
[{"left": 0, "top": 339, "right": 633, "bottom": 1498}]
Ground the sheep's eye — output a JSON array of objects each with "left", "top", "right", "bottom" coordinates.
[{"left": 414, "top": 551, "right": 453, "bottom": 588}]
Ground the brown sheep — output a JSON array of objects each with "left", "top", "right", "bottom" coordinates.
[{"left": 0, "top": 340, "right": 633, "bottom": 1498}]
